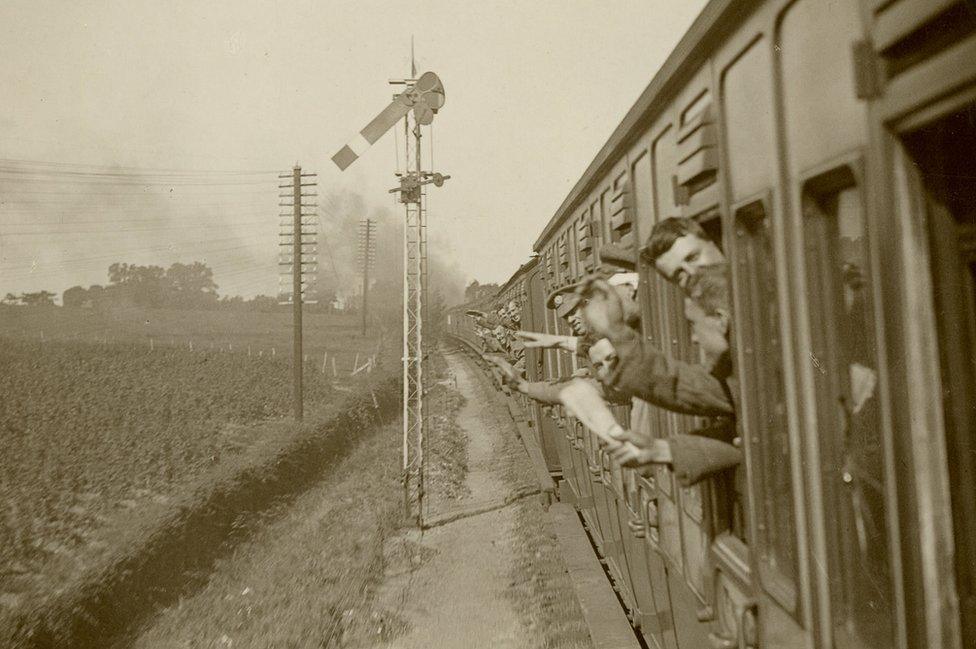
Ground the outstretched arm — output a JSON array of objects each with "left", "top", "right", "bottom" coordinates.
[
  {"left": 558, "top": 378, "right": 624, "bottom": 445},
  {"left": 608, "top": 332, "right": 734, "bottom": 417},
  {"left": 515, "top": 330, "right": 578, "bottom": 353}
]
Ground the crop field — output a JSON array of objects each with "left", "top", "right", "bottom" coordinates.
[
  {"left": 0, "top": 306, "right": 394, "bottom": 614},
  {"left": 0, "top": 338, "right": 341, "bottom": 584},
  {"left": 0, "top": 305, "right": 389, "bottom": 373}
]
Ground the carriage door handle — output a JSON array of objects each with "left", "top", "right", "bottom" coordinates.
[
  {"left": 740, "top": 600, "right": 758, "bottom": 649},
  {"left": 707, "top": 599, "right": 757, "bottom": 649},
  {"left": 707, "top": 634, "right": 736, "bottom": 649}
]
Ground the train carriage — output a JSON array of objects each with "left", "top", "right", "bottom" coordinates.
[{"left": 448, "top": 1, "right": 976, "bottom": 647}]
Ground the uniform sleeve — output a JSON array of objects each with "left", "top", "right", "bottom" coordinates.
[
  {"left": 522, "top": 379, "right": 570, "bottom": 405},
  {"left": 607, "top": 328, "right": 734, "bottom": 417},
  {"left": 669, "top": 434, "right": 742, "bottom": 487}
]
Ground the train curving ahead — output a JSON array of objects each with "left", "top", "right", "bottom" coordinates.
[{"left": 448, "top": 1, "right": 976, "bottom": 648}]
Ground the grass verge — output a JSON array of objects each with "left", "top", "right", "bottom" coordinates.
[{"left": 131, "top": 416, "right": 409, "bottom": 649}]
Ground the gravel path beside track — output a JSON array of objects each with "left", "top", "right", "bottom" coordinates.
[{"left": 373, "top": 349, "right": 591, "bottom": 649}]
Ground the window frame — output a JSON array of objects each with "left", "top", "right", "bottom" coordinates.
[
  {"left": 731, "top": 189, "right": 800, "bottom": 616},
  {"left": 798, "top": 156, "right": 898, "bottom": 649}
]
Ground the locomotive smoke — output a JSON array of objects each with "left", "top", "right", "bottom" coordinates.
[{"left": 317, "top": 188, "right": 466, "bottom": 318}]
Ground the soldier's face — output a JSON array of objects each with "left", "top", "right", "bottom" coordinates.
[
  {"left": 588, "top": 338, "right": 617, "bottom": 383},
  {"left": 566, "top": 310, "right": 587, "bottom": 336},
  {"left": 684, "top": 297, "right": 728, "bottom": 371},
  {"left": 655, "top": 234, "right": 725, "bottom": 290}
]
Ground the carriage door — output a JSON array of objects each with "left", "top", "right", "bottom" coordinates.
[{"left": 902, "top": 102, "right": 976, "bottom": 645}]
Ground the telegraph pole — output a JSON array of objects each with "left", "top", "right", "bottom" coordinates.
[
  {"left": 278, "top": 165, "right": 318, "bottom": 421},
  {"left": 292, "top": 166, "right": 303, "bottom": 420},
  {"left": 359, "top": 218, "right": 375, "bottom": 336}
]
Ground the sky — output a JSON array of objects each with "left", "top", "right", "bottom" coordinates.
[{"left": 0, "top": 0, "right": 708, "bottom": 300}]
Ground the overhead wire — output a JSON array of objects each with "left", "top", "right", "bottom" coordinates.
[
  {"left": 0, "top": 157, "right": 311, "bottom": 298},
  {"left": 0, "top": 219, "right": 276, "bottom": 236},
  {"left": 0, "top": 176, "right": 276, "bottom": 187},
  {"left": 0, "top": 188, "right": 275, "bottom": 197},
  {"left": 0, "top": 157, "right": 279, "bottom": 175}
]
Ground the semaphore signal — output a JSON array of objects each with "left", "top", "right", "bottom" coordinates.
[{"left": 331, "top": 57, "right": 448, "bottom": 527}]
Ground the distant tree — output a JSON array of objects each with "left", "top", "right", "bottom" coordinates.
[
  {"left": 2, "top": 293, "right": 20, "bottom": 306},
  {"left": 219, "top": 295, "right": 245, "bottom": 310},
  {"left": 20, "top": 291, "right": 56, "bottom": 306},
  {"left": 87, "top": 285, "right": 106, "bottom": 308},
  {"left": 248, "top": 295, "right": 280, "bottom": 312},
  {"left": 165, "top": 262, "right": 218, "bottom": 308},
  {"left": 464, "top": 280, "right": 499, "bottom": 303},
  {"left": 107, "top": 263, "right": 167, "bottom": 307},
  {"left": 63, "top": 285, "right": 88, "bottom": 308}
]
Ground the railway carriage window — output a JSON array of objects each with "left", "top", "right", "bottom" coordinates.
[
  {"left": 802, "top": 166, "right": 893, "bottom": 649},
  {"left": 733, "top": 198, "right": 797, "bottom": 605},
  {"left": 902, "top": 104, "right": 976, "bottom": 641}
]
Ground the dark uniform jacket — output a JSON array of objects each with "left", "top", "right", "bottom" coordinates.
[{"left": 606, "top": 327, "right": 736, "bottom": 418}]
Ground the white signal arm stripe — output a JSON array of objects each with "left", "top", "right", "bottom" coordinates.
[{"left": 347, "top": 133, "right": 372, "bottom": 158}]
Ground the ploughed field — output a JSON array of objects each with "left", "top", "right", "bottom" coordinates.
[{"left": 0, "top": 306, "right": 390, "bottom": 615}]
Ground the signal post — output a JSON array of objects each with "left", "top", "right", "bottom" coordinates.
[{"left": 332, "top": 68, "right": 447, "bottom": 526}]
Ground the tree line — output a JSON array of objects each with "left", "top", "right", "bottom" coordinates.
[{"left": 2, "top": 262, "right": 344, "bottom": 312}]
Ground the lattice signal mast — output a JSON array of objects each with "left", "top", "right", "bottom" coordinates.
[
  {"left": 331, "top": 65, "right": 447, "bottom": 525},
  {"left": 278, "top": 165, "right": 319, "bottom": 421}
]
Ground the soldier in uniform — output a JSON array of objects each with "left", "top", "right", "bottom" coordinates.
[{"left": 561, "top": 263, "right": 741, "bottom": 484}]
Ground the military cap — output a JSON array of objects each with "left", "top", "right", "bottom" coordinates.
[{"left": 546, "top": 282, "right": 583, "bottom": 318}]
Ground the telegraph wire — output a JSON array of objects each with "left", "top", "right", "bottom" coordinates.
[
  {"left": 0, "top": 188, "right": 275, "bottom": 197},
  {"left": 0, "top": 176, "right": 277, "bottom": 187},
  {"left": 0, "top": 157, "right": 279, "bottom": 175},
  {"left": 1, "top": 220, "right": 275, "bottom": 236}
]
